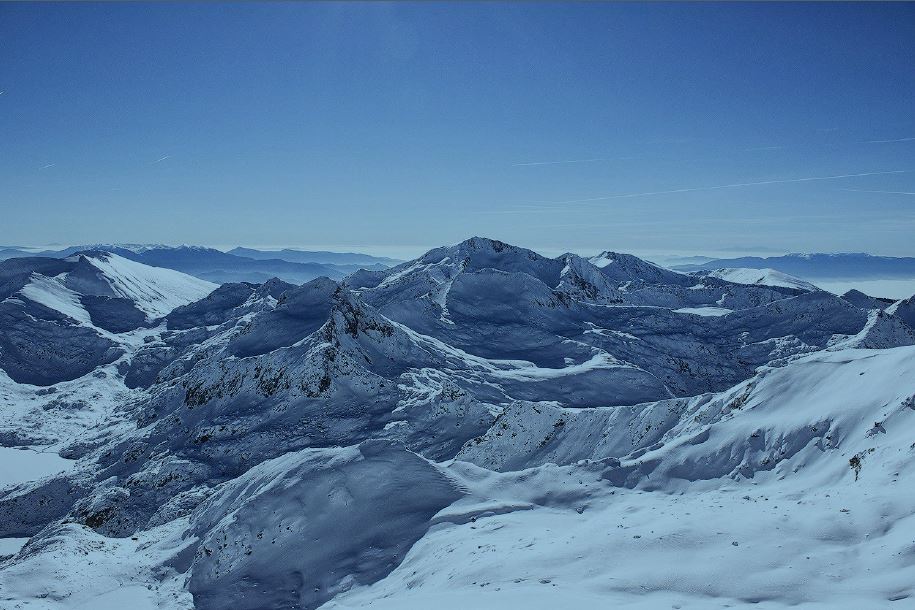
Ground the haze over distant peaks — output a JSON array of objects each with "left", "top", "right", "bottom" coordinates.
[
  {"left": 0, "top": 244, "right": 401, "bottom": 285},
  {"left": 674, "top": 252, "right": 915, "bottom": 279}
]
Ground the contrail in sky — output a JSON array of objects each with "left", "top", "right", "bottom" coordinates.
[
  {"left": 153, "top": 155, "right": 171, "bottom": 164},
  {"left": 534, "top": 170, "right": 910, "bottom": 206},
  {"left": 865, "top": 137, "right": 915, "bottom": 144},
  {"left": 840, "top": 188, "right": 915, "bottom": 196},
  {"left": 512, "top": 156, "right": 637, "bottom": 167}
]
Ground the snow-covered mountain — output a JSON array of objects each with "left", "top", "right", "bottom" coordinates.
[
  {"left": 700, "top": 267, "right": 819, "bottom": 291},
  {"left": 673, "top": 251, "right": 915, "bottom": 279},
  {"left": 1, "top": 237, "right": 914, "bottom": 609},
  {"left": 228, "top": 246, "right": 401, "bottom": 268},
  {"left": 0, "top": 252, "right": 215, "bottom": 385},
  {"left": 0, "top": 244, "right": 400, "bottom": 285}
]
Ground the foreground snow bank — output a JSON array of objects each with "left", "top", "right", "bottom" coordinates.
[{"left": 187, "top": 441, "right": 464, "bottom": 610}]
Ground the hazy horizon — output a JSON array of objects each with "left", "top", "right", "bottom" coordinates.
[
  {"left": 4, "top": 237, "right": 906, "bottom": 264},
  {"left": 2, "top": 2, "right": 914, "bottom": 255}
]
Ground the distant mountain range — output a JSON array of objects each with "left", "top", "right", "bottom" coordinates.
[
  {"left": 227, "top": 247, "right": 401, "bottom": 267},
  {"left": 0, "top": 245, "right": 400, "bottom": 285},
  {"left": 5, "top": 246, "right": 913, "bottom": 290},
  {"left": 672, "top": 252, "right": 915, "bottom": 279}
]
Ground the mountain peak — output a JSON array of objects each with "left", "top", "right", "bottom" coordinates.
[
  {"left": 441, "top": 236, "right": 535, "bottom": 259},
  {"left": 588, "top": 250, "right": 686, "bottom": 285}
]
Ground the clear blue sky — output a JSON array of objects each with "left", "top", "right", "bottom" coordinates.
[{"left": 2, "top": 2, "right": 914, "bottom": 257}]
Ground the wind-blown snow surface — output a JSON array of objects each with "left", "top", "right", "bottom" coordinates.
[
  {"left": 703, "top": 267, "right": 818, "bottom": 291},
  {"left": 0, "top": 448, "right": 74, "bottom": 488},
  {"left": 2, "top": 238, "right": 915, "bottom": 609},
  {"left": 83, "top": 253, "right": 217, "bottom": 318}
]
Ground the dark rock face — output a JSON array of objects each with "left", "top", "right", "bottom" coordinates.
[
  {"left": 0, "top": 475, "right": 89, "bottom": 537},
  {"left": 0, "top": 251, "right": 217, "bottom": 386},
  {"left": 61, "top": 255, "right": 118, "bottom": 297},
  {"left": 0, "top": 300, "right": 122, "bottom": 385},
  {"left": 121, "top": 346, "right": 177, "bottom": 389},
  {"left": 228, "top": 277, "right": 337, "bottom": 357},
  {"left": 892, "top": 295, "right": 915, "bottom": 328},
  {"left": 841, "top": 289, "right": 895, "bottom": 311},
  {"left": 0, "top": 257, "right": 75, "bottom": 300},
  {"left": 166, "top": 282, "right": 260, "bottom": 330},
  {"left": 0, "top": 256, "right": 129, "bottom": 384},
  {"left": 81, "top": 295, "right": 148, "bottom": 333}
]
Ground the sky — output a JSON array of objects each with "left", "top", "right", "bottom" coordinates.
[{"left": 1, "top": 2, "right": 914, "bottom": 258}]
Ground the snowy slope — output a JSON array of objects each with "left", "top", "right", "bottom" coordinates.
[
  {"left": 18, "top": 273, "right": 95, "bottom": 326},
  {"left": 887, "top": 294, "right": 915, "bottom": 327},
  {"left": 674, "top": 251, "right": 915, "bottom": 279},
  {"left": 703, "top": 267, "right": 818, "bottom": 291},
  {"left": 0, "top": 252, "right": 219, "bottom": 385},
  {"left": 6, "top": 252, "right": 216, "bottom": 326},
  {"left": 588, "top": 249, "right": 688, "bottom": 285},
  {"left": 79, "top": 252, "right": 217, "bottom": 318}
]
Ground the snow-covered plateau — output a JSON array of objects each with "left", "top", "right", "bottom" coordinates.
[{"left": 1, "top": 237, "right": 914, "bottom": 609}]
